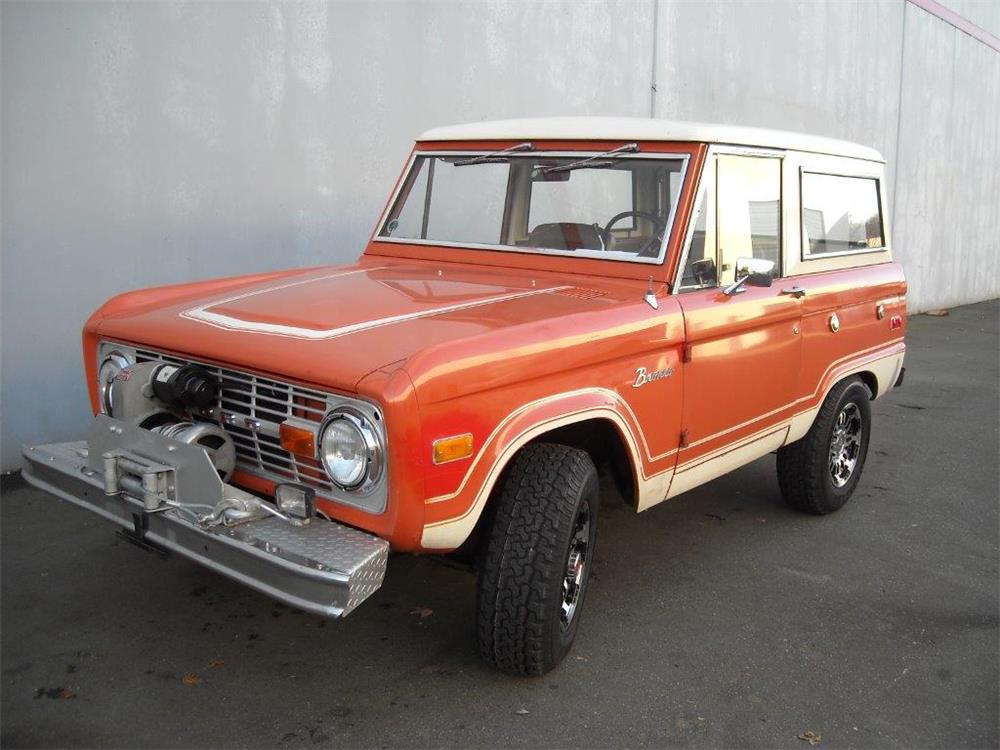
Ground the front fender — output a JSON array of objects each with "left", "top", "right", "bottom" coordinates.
[{"left": 419, "top": 387, "right": 655, "bottom": 551}]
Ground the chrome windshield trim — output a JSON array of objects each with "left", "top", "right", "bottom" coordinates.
[
  {"left": 373, "top": 151, "right": 690, "bottom": 267},
  {"left": 670, "top": 146, "right": 714, "bottom": 293},
  {"left": 375, "top": 237, "right": 668, "bottom": 265}
]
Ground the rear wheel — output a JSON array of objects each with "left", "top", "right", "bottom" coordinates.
[
  {"left": 475, "top": 443, "right": 599, "bottom": 675},
  {"left": 777, "top": 376, "right": 872, "bottom": 515}
]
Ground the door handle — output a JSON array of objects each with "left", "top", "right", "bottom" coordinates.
[{"left": 780, "top": 286, "right": 807, "bottom": 298}]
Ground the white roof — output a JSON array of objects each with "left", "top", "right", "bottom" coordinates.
[{"left": 418, "top": 117, "right": 883, "bottom": 162}]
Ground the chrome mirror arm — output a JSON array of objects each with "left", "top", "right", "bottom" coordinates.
[{"left": 722, "top": 275, "right": 749, "bottom": 296}]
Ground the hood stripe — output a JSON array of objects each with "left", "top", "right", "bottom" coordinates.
[
  {"left": 185, "top": 266, "right": 380, "bottom": 310},
  {"left": 180, "top": 284, "right": 570, "bottom": 340}
]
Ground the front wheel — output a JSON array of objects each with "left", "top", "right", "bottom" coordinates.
[
  {"left": 777, "top": 376, "right": 872, "bottom": 514},
  {"left": 475, "top": 443, "right": 599, "bottom": 675}
]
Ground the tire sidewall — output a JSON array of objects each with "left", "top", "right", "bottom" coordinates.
[{"left": 546, "top": 468, "right": 599, "bottom": 666}]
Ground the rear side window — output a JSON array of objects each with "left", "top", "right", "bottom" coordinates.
[{"left": 801, "top": 172, "right": 885, "bottom": 257}]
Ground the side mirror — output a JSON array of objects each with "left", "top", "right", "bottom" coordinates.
[
  {"left": 690, "top": 258, "right": 717, "bottom": 287},
  {"left": 722, "top": 257, "right": 776, "bottom": 296}
]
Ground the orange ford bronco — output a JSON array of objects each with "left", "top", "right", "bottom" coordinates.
[{"left": 24, "top": 118, "right": 906, "bottom": 674}]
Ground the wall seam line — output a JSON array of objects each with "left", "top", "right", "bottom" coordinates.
[
  {"left": 649, "top": 0, "right": 659, "bottom": 118},
  {"left": 891, "top": 0, "right": 908, "bottom": 228}
]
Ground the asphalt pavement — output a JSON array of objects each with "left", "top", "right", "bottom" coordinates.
[{"left": 2, "top": 300, "right": 997, "bottom": 749}]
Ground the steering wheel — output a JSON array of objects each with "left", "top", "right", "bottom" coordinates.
[{"left": 601, "top": 210, "right": 667, "bottom": 256}]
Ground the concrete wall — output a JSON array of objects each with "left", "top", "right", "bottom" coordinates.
[{"left": 2, "top": 0, "right": 998, "bottom": 471}]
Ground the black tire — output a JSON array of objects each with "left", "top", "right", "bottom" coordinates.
[
  {"left": 777, "top": 376, "right": 872, "bottom": 515},
  {"left": 475, "top": 443, "right": 599, "bottom": 676}
]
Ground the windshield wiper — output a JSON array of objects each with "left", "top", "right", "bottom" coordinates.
[
  {"left": 453, "top": 142, "right": 535, "bottom": 166},
  {"left": 543, "top": 142, "right": 640, "bottom": 174}
]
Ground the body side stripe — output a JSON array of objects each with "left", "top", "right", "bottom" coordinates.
[
  {"left": 424, "top": 388, "right": 666, "bottom": 506},
  {"left": 422, "top": 344, "right": 904, "bottom": 538},
  {"left": 682, "top": 337, "right": 904, "bottom": 453}
]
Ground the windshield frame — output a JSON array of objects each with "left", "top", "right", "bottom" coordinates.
[{"left": 373, "top": 149, "right": 691, "bottom": 266}]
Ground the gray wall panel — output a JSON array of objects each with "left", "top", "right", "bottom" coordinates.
[
  {"left": 1, "top": 0, "right": 997, "bottom": 470},
  {"left": 894, "top": 2, "right": 1000, "bottom": 311},
  {"left": 653, "top": 0, "right": 904, "bottom": 166}
]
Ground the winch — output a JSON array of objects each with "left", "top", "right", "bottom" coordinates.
[
  {"left": 95, "top": 360, "right": 315, "bottom": 527},
  {"left": 149, "top": 363, "right": 219, "bottom": 411},
  {"left": 107, "top": 361, "right": 237, "bottom": 483},
  {"left": 143, "top": 419, "right": 236, "bottom": 481}
]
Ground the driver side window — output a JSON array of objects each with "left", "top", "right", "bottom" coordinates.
[{"left": 680, "top": 154, "right": 783, "bottom": 289}]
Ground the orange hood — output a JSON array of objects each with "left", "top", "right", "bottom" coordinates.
[{"left": 90, "top": 257, "right": 656, "bottom": 393}]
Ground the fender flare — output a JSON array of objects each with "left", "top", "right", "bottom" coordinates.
[
  {"left": 787, "top": 342, "right": 904, "bottom": 444},
  {"left": 420, "top": 388, "right": 651, "bottom": 550}
]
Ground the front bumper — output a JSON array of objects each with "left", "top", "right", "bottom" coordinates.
[{"left": 22, "top": 418, "right": 389, "bottom": 618}]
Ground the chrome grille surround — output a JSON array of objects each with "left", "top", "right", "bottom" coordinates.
[{"left": 106, "top": 343, "right": 388, "bottom": 514}]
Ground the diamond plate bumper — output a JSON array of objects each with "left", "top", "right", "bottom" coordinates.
[{"left": 22, "top": 434, "right": 388, "bottom": 618}]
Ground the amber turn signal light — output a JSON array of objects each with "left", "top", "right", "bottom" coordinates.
[
  {"left": 280, "top": 421, "right": 317, "bottom": 457},
  {"left": 432, "top": 433, "right": 474, "bottom": 465}
]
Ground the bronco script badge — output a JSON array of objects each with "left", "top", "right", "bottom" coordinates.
[{"left": 632, "top": 366, "right": 674, "bottom": 387}]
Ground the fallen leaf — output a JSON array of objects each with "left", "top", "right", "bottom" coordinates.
[
  {"left": 34, "top": 687, "right": 75, "bottom": 700},
  {"left": 798, "top": 730, "right": 822, "bottom": 746},
  {"left": 925, "top": 309, "right": 949, "bottom": 317},
  {"left": 208, "top": 659, "right": 224, "bottom": 669},
  {"left": 409, "top": 607, "right": 433, "bottom": 620},
  {"left": 181, "top": 673, "right": 202, "bottom": 685},
  {"left": 515, "top": 708, "right": 530, "bottom": 715}
]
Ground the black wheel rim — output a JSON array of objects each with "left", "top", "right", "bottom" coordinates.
[
  {"left": 559, "top": 503, "right": 591, "bottom": 631},
  {"left": 829, "top": 402, "right": 864, "bottom": 488}
]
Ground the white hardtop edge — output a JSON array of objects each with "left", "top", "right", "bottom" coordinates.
[{"left": 418, "top": 117, "right": 884, "bottom": 163}]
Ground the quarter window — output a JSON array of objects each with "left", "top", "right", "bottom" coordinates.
[{"left": 801, "top": 172, "right": 884, "bottom": 256}]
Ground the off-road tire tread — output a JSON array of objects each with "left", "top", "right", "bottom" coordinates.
[
  {"left": 476, "top": 443, "right": 598, "bottom": 676},
  {"left": 776, "top": 376, "right": 869, "bottom": 515}
]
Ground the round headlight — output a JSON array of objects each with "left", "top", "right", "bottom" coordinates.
[
  {"left": 98, "top": 351, "right": 132, "bottom": 415},
  {"left": 319, "top": 412, "right": 382, "bottom": 490}
]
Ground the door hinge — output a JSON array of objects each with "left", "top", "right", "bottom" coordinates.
[
  {"left": 679, "top": 429, "right": 690, "bottom": 449},
  {"left": 682, "top": 344, "right": 693, "bottom": 363}
]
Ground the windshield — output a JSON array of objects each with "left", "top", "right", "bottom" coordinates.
[{"left": 378, "top": 151, "right": 688, "bottom": 264}]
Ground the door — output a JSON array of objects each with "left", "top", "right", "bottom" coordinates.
[{"left": 670, "top": 153, "right": 803, "bottom": 497}]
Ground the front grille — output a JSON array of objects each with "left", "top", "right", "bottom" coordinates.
[{"left": 134, "top": 348, "right": 340, "bottom": 497}]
